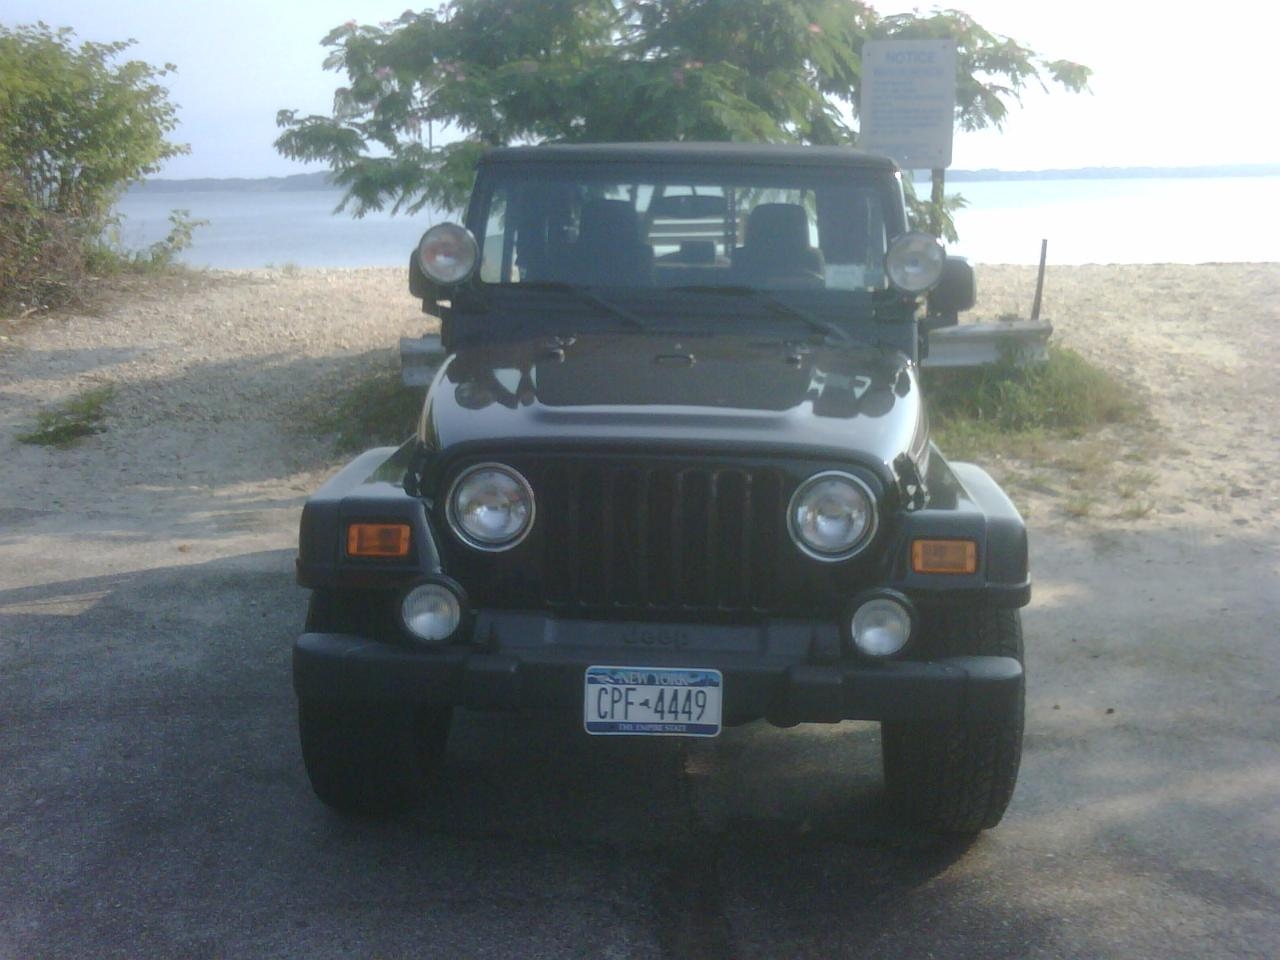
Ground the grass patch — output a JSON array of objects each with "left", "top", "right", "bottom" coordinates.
[
  {"left": 17, "top": 384, "right": 115, "bottom": 447},
  {"left": 310, "top": 359, "right": 426, "bottom": 454},
  {"left": 924, "top": 346, "right": 1156, "bottom": 522},
  {"left": 927, "top": 346, "right": 1140, "bottom": 453}
]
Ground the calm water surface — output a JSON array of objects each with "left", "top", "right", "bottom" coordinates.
[{"left": 114, "top": 175, "right": 1280, "bottom": 269}]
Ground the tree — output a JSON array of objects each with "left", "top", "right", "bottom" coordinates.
[
  {"left": 1, "top": 23, "right": 187, "bottom": 224},
  {"left": 276, "top": 0, "right": 1089, "bottom": 233},
  {"left": 0, "top": 23, "right": 188, "bottom": 311}
]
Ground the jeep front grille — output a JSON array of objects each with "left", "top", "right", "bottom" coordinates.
[{"left": 536, "top": 459, "right": 786, "bottom": 614}]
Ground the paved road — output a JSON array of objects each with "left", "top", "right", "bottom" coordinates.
[{"left": 1, "top": 506, "right": 1277, "bottom": 958}]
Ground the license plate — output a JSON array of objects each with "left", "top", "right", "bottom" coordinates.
[{"left": 583, "top": 666, "right": 723, "bottom": 737}]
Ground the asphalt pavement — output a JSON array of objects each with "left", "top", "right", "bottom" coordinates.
[{"left": 1, "top": 511, "right": 1277, "bottom": 959}]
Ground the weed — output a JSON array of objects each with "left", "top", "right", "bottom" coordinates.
[
  {"left": 17, "top": 384, "right": 115, "bottom": 447},
  {"left": 1062, "top": 494, "right": 1097, "bottom": 519},
  {"left": 925, "top": 347, "right": 1155, "bottom": 524},
  {"left": 87, "top": 210, "right": 207, "bottom": 275},
  {"left": 1117, "top": 499, "right": 1156, "bottom": 520},
  {"left": 925, "top": 346, "right": 1141, "bottom": 440},
  {"left": 310, "top": 359, "right": 427, "bottom": 453},
  {"left": 1116, "top": 468, "right": 1158, "bottom": 500}
]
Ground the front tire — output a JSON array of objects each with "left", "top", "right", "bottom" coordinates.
[
  {"left": 881, "top": 605, "right": 1025, "bottom": 834},
  {"left": 298, "top": 590, "right": 452, "bottom": 816}
]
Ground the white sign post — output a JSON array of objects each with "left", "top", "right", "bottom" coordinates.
[{"left": 859, "top": 38, "right": 958, "bottom": 171}]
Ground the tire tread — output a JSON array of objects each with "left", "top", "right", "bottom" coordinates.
[{"left": 882, "top": 605, "right": 1024, "bottom": 834}]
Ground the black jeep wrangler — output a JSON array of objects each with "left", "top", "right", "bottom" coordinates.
[{"left": 294, "top": 143, "right": 1029, "bottom": 834}]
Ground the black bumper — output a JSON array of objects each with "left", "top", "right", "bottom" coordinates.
[{"left": 293, "top": 612, "right": 1021, "bottom": 727}]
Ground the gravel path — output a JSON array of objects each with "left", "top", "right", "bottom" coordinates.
[{"left": 0, "top": 268, "right": 433, "bottom": 546}]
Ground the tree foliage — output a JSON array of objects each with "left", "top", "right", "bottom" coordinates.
[
  {"left": 1, "top": 23, "right": 186, "bottom": 223},
  {"left": 276, "top": 1, "right": 1090, "bottom": 223},
  {"left": 0, "top": 23, "right": 188, "bottom": 312}
]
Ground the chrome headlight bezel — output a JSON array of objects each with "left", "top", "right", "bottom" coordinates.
[
  {"left": 446, "top": 462, "right": 536, "bottom": 552},
  {"left": 787, "top": 470, "right": 879, "bottom": 562}
]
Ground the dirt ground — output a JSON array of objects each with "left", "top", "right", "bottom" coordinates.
[
  {"left": 2, "top": 263, "right": 1276, "bottom": 536},
  {"left": 1, "top": 263, "right": 1277, "bottom": 958}
]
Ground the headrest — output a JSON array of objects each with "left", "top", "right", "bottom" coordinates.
[
  {"left": 745, "top": 203, "right": 811, "bottom": 251},
  {"left": 579, "top": 199, "right": 641, "bottom": 245}
]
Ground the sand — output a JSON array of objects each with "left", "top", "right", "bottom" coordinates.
[{"left": 0, "top": 262, "right": 1277, "bottom": 545}]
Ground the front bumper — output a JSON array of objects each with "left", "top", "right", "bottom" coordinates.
[{"left": 293, "top": 611, "right": 1021, "bottom": 727}]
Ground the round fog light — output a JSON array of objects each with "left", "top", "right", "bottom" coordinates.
[
  {"left": 401, "top": 582, "right": 463, "bottom": 643},
  {"left": 851, "top": 596, "right": 913, "bottom": 657}
]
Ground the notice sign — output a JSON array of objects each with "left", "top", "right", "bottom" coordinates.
[{"left": 859, "top": 39, "right": 958, "bottom": 170}]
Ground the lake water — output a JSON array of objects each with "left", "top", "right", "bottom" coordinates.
[{"left": 113, "top": 174, "right": 1280, "bottom": 269}]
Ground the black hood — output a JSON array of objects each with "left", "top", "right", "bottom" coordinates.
[{"left": 420, "top": 331, "right": 928, "bottom": 482}]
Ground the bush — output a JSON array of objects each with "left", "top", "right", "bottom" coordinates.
[
  {"left": 0, "top": 23, "right": 187, "bottom": 314},
  {"left": 86, "top": 209, "right": 207, "bottom": 275},
  {"left": 0, "top": 175, "right": 86, "bottom": 313}
]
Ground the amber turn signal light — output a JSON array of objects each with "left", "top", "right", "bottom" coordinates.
[
  {"left": 347, "top": 523, "right": 411, "bottom": 558},
  {"left": 911, "top": 539, "right": 977, "bottom": 575}
]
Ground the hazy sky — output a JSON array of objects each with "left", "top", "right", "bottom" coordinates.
[{"left": 4, "top": 1, "right": 1277, "bottom": 179}]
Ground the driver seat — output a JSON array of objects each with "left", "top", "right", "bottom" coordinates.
[
  {"left": 567, "top": 199, "right": 654, "bottom": 286},
  {"left": 732, "top": 203, "right": 825, "bottom": 286}
]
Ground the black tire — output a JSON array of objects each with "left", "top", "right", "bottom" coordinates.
[
  {"left": 298, "top": 589, "right": 453, "bottom": 816},
  {"left": 881, "top": 605, "right": 1025, "bottom": 834}
]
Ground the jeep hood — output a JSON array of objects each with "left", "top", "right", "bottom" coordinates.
[{"left": 420, "top": 332, "right": 928, "bottom": 482}]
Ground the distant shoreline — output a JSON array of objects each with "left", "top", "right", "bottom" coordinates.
[{"left": 130, "top": 163, "right": 1280, "bottom": 194}]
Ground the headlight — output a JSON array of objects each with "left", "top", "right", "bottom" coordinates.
[
  {"left": 787, "top": 471, "right": 878, "bottom": 561},
  {"left": 417, "top": 223, "right": 479, "bottom": 285},
  {"left": 447, "top": 463, "right": 535, "bottom": 551},
  {"left": 886, "top": 231, "right": 946, "bottom": 294},
  {"left": 400, "top": 580, "right": 464, "bottom": 643}
]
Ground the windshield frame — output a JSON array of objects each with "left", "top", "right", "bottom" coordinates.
[{"left": 464, "top": 158, "right": 910, "bottom": 297}]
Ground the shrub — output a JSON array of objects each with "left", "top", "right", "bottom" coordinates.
[
  {"left": 0, "top": 174, "right": 91, "bottom": 313},
  {"left": 0, "top": 23, "right": 187, "bottom": 313}
]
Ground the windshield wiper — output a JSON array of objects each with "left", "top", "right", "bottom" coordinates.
[
  {"left": 515, "top": 281, "right": 647, "bottom": 331},
  {"left": 670, "top": 284, "right": 853, "bottom": 345}
]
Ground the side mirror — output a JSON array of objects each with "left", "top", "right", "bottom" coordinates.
[{"left": 924, "top": 256, "right": 976, "bottom": 329}]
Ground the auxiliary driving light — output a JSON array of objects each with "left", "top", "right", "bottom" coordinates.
[
  {"left": 400, "top": 581, "right": 464, "bottom": 643},
  {"left": 885, "top": 232, "right": 946, "bottom": 294},
  {"left": 417, "top": 223, "right": 479, "bottom": 285},
  {"left": 849, "top": 593, "right": 915, "bottom": 658}
]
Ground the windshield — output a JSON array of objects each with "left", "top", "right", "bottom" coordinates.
[{"left": 472, "top": 162, "right": 901, "bottom": 294}]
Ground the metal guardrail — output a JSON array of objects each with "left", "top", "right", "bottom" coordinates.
[{"left": 923, "top": 320, "right": 1054, "bottom": 368}]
